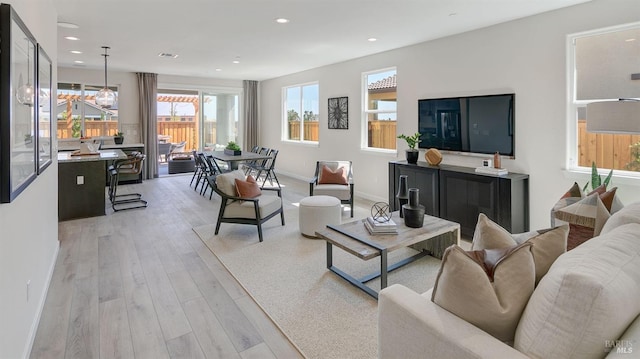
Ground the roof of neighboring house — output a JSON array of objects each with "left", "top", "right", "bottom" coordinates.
[{"left": 368, "top": 74, "right": 396, "bottom": 91}]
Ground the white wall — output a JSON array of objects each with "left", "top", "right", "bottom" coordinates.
[
  {"left": 259, "top": 0, "right": 640, "bottom": 230},
  {"left": 0, "top": 1, "right": 59, "bottom": 358}
]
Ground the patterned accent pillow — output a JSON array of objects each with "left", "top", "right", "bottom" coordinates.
[
  {"left": 318, "top": 165, "right": 348, "bottom": 185},
  {"left": 431, "top": 242, "right": 535, "bottom": 343},
  {"left": 235, "top": 175, "right": 262, "bottom": 198},
  {"left": 554, "top": 193, "right": 610, "bottom": 237}
]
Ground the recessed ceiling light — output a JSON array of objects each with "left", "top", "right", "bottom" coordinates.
[
  {"left": 275, "top": 18, "right": 290, "bottom": 24},
  {"left": 232, "top": 60, "right": 240, "bottom": 64},
  {"left": 74, "top": 60, "right": 84, "bottom": 64},
  {"left": 58, "top": 22, "right": 79, "bottom": 29},
  {"left": 625, "top": 38, "right": 636, "bottom": 42},
  {"left": 64, "top": 36, "right": 79, "bottom": 41},
  {"left": 215, "top": 68, "right": 222, "bottom": 72},
  {"left": 158, "top": 52, "right": 179, "bottom": 58},
  {"left": 449, "top": 12, "right": 457, "bottom": 16},
  {"left": 70, "top": 50, "right": 82, "bottom": 54},
  {"left": 368, "top": 38, "right": 377, "bottom": 42}
]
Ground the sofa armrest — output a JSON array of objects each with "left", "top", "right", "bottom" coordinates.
[{"left": 378, "top": 284, "right": 529, "bottom": 359}]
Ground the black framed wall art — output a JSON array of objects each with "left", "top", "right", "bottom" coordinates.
[
  {"left": 36, "top": 45, "right": 52, "bottom": 174},
  {"left": 0, "top": 4, "right": 38, "bottom": 203},
  {"left": 328, "top": 96, "right": 348, "bottom": 129}
]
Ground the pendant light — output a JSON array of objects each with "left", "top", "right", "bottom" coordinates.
[
  {"left": 95, "top": 46, "right": 117, "bottom": 109},
  {"left": 16, "top": 40, "right": 34, "bottom": 106}
]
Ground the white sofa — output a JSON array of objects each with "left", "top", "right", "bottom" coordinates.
[{"left": 378, "top": 202, "right": 640, "bottom": 359}]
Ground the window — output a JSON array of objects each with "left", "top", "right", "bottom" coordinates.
[
  {"left": 363, "top": 68, "right": 397, "bottom": 150},
  {"left": 569, "top": 24, "right": 640, "bottom": 174},
  {"left": 283, "top": 82, "right": 319, "bottom": 142},
  {"left": 56, "top": 82, "right": 119, "bottom": 138}
]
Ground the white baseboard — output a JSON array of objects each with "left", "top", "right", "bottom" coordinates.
[{"left": 23, "top": 241, "right": 60, "bottom": 359}]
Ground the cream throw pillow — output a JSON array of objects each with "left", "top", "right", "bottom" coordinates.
[
  {"left": 431, "top": 243, "right": 535, "bottom": 343},
  {"left": 471, "top": 213, "right": 569, "bottom": 285},
  {"left": 215, "top": 170, "right": 246, "bottom": 197}
]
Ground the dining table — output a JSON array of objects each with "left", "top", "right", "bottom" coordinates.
[{"left": 207, "top": 150, "right": 272, "bottom": 170}]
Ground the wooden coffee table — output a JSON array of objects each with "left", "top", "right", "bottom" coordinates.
[{"left": 315, "top": 212, "right": 460, "bottom": 299}]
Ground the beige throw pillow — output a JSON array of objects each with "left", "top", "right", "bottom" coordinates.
[
  {"left": 431, "top": 243, "right": 535, "bottom": 342},
  {"left": 471, "top": 213, "right": 569, "bottom": 285}
]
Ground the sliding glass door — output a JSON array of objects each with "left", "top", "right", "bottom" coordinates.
[{"left": 202, "top": 91, "right": 239, "bottom": 151}]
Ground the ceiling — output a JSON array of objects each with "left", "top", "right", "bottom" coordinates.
[{"left": 53, "top": 0, "right": 590, "bottom": 81}]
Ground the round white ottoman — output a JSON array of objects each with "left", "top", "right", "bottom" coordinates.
[{"left": 299, "top": 195, "right": 342, "bottom": 238}]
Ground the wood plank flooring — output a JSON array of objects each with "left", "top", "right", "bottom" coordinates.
[{"left": 30, "top": 173, "right": 304, "bottom": 359}]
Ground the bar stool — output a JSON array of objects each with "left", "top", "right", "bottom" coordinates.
[{"left": 109, "top": 153, "right": 147, "bottom": 212}]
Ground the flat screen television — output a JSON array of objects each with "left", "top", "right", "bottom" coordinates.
[{"left": 418, "top": 93, "right": 515, "bottom": 157}]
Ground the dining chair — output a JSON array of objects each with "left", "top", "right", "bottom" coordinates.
[
  {"left": 201, "top": 155, "right": 225, "bottom": 198},
  {"left": 245, "top": 147, "right": 270, "bottom": 176},
  {"left": 253, "top": 149, "right": 281, "bottom": 189}
]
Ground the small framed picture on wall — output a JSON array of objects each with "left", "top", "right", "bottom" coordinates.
[{"left": 328, "top": 96, "right": 348, "bottom": 129}]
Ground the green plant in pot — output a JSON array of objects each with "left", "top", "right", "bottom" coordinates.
[
  {"left": 582, "top": 162, "right": 613, "bottom": 193},
  {"left": 397, "top": 132, "right": 421, "bottom": 164},
  {"left": 114, "top": 131, "right": 124, "bottom": 145},
  {"left": 224, "top": 141, "right": 241, "bottom": 155}
]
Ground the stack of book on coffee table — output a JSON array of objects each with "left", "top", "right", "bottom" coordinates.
[{"left": 364, "top": 216, "right": 398, "bottom": 235}]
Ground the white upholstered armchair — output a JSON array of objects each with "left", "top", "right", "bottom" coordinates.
[
  {"left": 208, "top": 170, "right": 284, "bottom": 242},
  {"left": 309, "top": 160, "right": 354, "bottom": 217}
]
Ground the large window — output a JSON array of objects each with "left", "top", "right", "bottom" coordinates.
[
  {"left": 157, "top": 88, "right": 239, "bottom": 153},
  {"left": 56, "top": 82, "right": 119, "bottom": 139},
  {"left": 363, "top": 68, "right": 397, "bottom": 150},
  {"left": 569, "top": 24, "right": 640, "bottom": 174},
  {"left": 283, "top": 82, "right": 319, "bottom": 142}
]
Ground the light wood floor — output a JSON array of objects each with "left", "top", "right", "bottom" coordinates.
[{"left": 30, "top": 173, "right": 306, "bottom": 359}]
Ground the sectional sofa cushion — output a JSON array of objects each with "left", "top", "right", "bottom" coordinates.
[
  {"left": 514, "top": 223, "right": 640, "bottom": 359},
  {"left": 471, "top": 213, "right": 568, "bottom": 285},
  {"left": 600, "top": 201, "right": 640, "bottom": 235},
  {"left": 431, "top": 242, "right": 535, "bottom": 342}
]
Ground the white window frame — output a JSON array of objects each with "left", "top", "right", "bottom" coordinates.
[
  {"left": 566, "top": 22, "right": 640, "bottom": 182},
  {"left": 281, "top": 81, "right": 319, "bottom": 145},
  {"left": 361, "top": 67, "right": 397, "bottom": 153},
  {"left": 56, "top": 82, "right": 120, "bottom": 138}
]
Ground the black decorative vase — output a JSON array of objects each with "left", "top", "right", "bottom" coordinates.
[
  {"left": 396, "top": 175, "right": 409, "bottom": 218},
  {"left": 406, "top": 150, "right": 419, "bottom": 164},
  {"left": 402, "top": 188, "right": 425, "bottom": 228}
]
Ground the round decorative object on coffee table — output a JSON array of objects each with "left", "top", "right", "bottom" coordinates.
[
  {"left": 371, "top": 202, "right": 392, "bottom": 223},
  {"left": 425, "top": 148, "right": 443, "bottom": 166}
]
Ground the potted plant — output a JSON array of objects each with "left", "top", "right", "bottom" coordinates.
[
  {"left": 224, "top": 141, "right": 242, "bottom": 155},
  {"left": 582, "top": 162, "right": 613, "bottom": 193},
  {"left": 397, "top": 132, "right": 421, "bottom": 164},
  {"left": 114, "top": 131, "right": 124, "bottom": 145}
]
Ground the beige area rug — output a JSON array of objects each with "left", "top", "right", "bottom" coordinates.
[{"left": 193, "top": 200, "right": 443, "bottom": 359}]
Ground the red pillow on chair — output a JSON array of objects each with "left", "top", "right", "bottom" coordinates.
[
  {"left": 235, "top": 175, "right": 262, "bottom": 198},
  {"left": 318, "top": 165, "right": 348, "bottom": 185}
]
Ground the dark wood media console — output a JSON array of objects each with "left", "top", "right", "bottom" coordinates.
[{"left": 389, "top": 161, "right": 529, "bottom": 238}]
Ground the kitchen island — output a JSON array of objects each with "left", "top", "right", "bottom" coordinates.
[{"left": 58, "top": 149, "right": 128, "bottom": 221}]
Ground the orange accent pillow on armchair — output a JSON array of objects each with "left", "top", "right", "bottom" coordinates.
[
  {"left": 318, "top": 165, "right": 348, "bottom": 185},
  {"left": 235, "top": 175, "right": 262, "bottom": 198}
]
